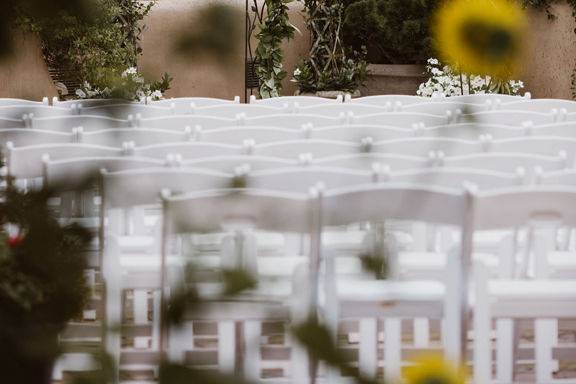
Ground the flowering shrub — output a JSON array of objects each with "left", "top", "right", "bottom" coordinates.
[
  {"left": 76, "top": 67, "right": 172, "bottom": 103},
  {"left": 417, "top": 58, "right": 524, "bottom": 97}
]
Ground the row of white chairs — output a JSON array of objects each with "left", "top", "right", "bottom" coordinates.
[{"left": 94, "top": 179, "right": 576, "bottom": 383}]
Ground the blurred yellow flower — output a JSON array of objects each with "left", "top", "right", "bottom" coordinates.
[
  {"left": 404, "top": 354, "right": 467, "bottom": 384},
  {"left": 433, "top": 0, "right": 526, "bottom": 79}
]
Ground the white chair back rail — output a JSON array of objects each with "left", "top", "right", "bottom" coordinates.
[
  {"left": 7, "top": 143, "right": 122, "bottom": 179},
  {"left": 243, "top": 113, "right": 343, "bottom": 129},
  {"left": 422, "top": 123, "right": 523, "bottom": 140},
  {"left": 79, "top": 128, "right": 189, "bottom": 147},
  {"left": 184, "top": 155, "right": 297, "bottom": 172},
  {"left": 190, "top": 104, "right": 283, "bottom": 118},
  {"left": 30, "top": 115, "right": 132, "bottom": 131},
  {"left": 0, "top": 97, "right": 49, "bottom": 107},
  {"left": 372, "top": 137, "right": 482, "bottom": 157},
  {"left": 537, "top": 169, "right": 576, "bottom": 186},
  {"left": 352, "top": 112, "right": 450, "bottom": 127},
  {"left": 0, "top": 117, "right": 25, "bottom": 128},
  {"left": 79, "top": 104, "right": 173, "bottom": 119},
  {"left": 0, "top": 129, "right": 73, "bottom": 146},
  {"left": 250, "top": 95, "right": 342, "bottom": 108},
  {"left": 137, "top": 115, "right": 236, "bottom": 130},
  {"left": 461, "top": 110, "right": 554, "bottom": 126},
  {"left": 153, "top": 96, "right": 239, "bottom": 108},
  {"left": 441, "top": 152, "right": 567, "bottom": 174},
  {"left": 53, "top": 98, "right": 136, "bottom": 108},
  {"left": 133, "top": 142, "right": 243, "bottom": 160},
  {"left": 401, "top": 101, "right": 491, "bottom": 115},
  {"left": 194, "top": 126, "right": 305, "bottom": 144},
  {"left": 0, "top": 105, "right": 74, "bottom": 119},
  {"left": 502, "top": 99, "right": 576, "bottom": 114},
  {"left": 346, "top": 94, "right": 435, "bottom": 106},
  {"left": 311, "top": 153, "right": 431, "bottom": 170},
  {"left": 309, "top": 125, "right": 412, "bottom": 142},
  {"left": 444, "top": 93, "right": 529, "bottom": 105},
  {"left": 487, "top": 136, "right": 576, "bottom": 159},
  {"left": 254, "top": 139, "right": 361, "bottom": 159}
]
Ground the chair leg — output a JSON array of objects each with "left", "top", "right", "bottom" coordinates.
[
  {"left": 384, "top": 318, "right": 401, "bottom": 382},
  {"left": 359, "top": 318, "right": 378, "bottom": 379},
  {"left": 218, "top": 320, "right": 236, "bottom": 374}
]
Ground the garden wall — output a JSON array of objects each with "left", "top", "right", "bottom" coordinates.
[{"left": 0, "top": 0, "right": 574, "bottom": 100}]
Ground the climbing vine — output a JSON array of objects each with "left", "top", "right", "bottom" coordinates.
[{"left": 254, "top": 0, "right": 296, "bottom": 98}]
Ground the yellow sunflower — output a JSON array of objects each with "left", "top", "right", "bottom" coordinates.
[
  {"left": 403, "top": 353, "right": 467, "bottom": 384},
  {"left": 433, "top": 0, "right": 526, "bottom": 79}
]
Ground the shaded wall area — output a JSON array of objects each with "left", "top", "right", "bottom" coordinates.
[{"left": 0, "top": 1, "right": 574, "bottom": 100}]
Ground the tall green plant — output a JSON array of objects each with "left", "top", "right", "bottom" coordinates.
[{"left": 255, "top": 0, "right": 296, "bottom": 98}]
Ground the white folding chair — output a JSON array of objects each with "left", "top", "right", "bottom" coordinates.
[
  {"left": 308, "top": 124, "right": 412, "bottom": 142},
  {"left": 487, "top": 137, "right": 576, "bottom": 160},
  {"left": 0, "top": 105, "right": 74, "bottom": 119},
  {"left": 352, "top": 112, "right": 451, "bottom": 128},
  {"left": 247, "top": 166, "right": 377, "bottom": 193},
  {"left": 0, "top": 129, "right": 73, "bottom": 147},
  {"left": 30, "top": 115, "right": 132, "bottom": 131},
  {"left": 372, "top": 137, "right": 483, "bottom": 157},
  {"left": 136, "top": 115, "right": 236, "bottom": 130},
  {"left": 78, "top": 104, "right": 174, "bottom": 119},
  {"left": 194, "top": 126, "right": 305, "bottom": 144},
  {"left": 462, "top": 110, "right": 555, "bottom": 126},
  {"left": 192, "top": 104, "right": 283, "bottom": 118},
  {"left": 133, "top": 142, "right": 243, "bottom": 160},
  {"left": 6, "top": 142, "right": 122, "bottom": 180},
  {"left": 0, "top": 97, "right": 49, "bottom": 107},
  {"left": 471, "top": 187, "right": 576, "bottom": 384},
  {"left": 79, "top": 128, "right": 189, "bottom": 147},
  {"left": 160, "top": 188, "right": 320, "bottom": 381},
  {"left": 445, "top": 93, "right": 530, "bottom": 105},
  {"left": 440, "top": 152, "right": 568, "bottom": 175},
  {"left": 254, "top": 139, "right": 361, "bottom": 159},
  {"left": 244, "top": 113, "right": 343, "bottom": 129},
  {"left": 250, "top": 94, "right": 342, "bottom": 108},
  {"left": 502, "top": 99, "right": 576, "bottom": 114},
  {"left": 311, "top": 153, "right": 431, "bottom": 171},
  {"left": 184, "top": 155, "right": 297, "bottom": 172},
  {"left": 321, "top": 184, "right": 472, "bottom": 380},
  {"left": 345, "top": 94, "right": 435, "bottom": 106}
]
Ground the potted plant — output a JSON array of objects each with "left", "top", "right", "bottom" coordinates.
[
  {"left": 292, "top": 0, "right": 368, "bottom": 98},
  {"left": 342, "top": 0, "right": 437, "bottom": 95}
]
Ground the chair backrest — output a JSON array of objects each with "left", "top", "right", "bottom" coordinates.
[
  {"left": 0, "top": 129, "right": 73, "bottom": 147},
  {"left": 254, "top": 139, "right": 361, "bottom": 159},
  {"left": 402, "top": 102, "right": 491, "bottom": 115},
  {"left": 296, "top": 103, "right": 387, "bottom": 117},
  {"left": 102, "top": 167, "right": 232, "bottom": 208},
  {"left": 30, "top": 115, "right": 132, "bottom": 131},
  {"left": 243, "top": 113, "right": 342, "bottom": 129},
  {"left": 79, "top": 104, "right": 174, "bottom": 119},
  {"left": 352, "top": 112, "right": 450, "bottom": 128},
  {"left": 184, "top": 155, "right": 297, "bottom": 172},
  {"left": 137, "top": 115, "right": 236, "bottom": 130},
  {"left": 461, "top": 110, "right": 554, "bottom": 126},
  {"left": 43, "top": 156, "right": 165, "bottom": 190},
  {"left": 346, "top": 94, "right": 434, "bottom": 106},
  {"left": 473, "top": 186, "right": 576, "bottom": 230},
  {"left": 247, "top": 166, "right": 375, "bottom": 193},
  {"left": 53, "top": 98, "right": 135, "bottom": 108},
  {"left": 250, "top": 95, "right": 342, "bottom": 108},
  {"left": 133, "top": 142, "right": 243, "bottom": 160},
  {"left": 372, "top": 137, "right": 483, "bottom": 157},
  {"left": 311, "top": 153, "right": 431, "bottom": 170},
  {"left": 192, "top": 104, "right": 283, "bottom": 118},
  {"left": 525, "top": 121, "right": 576, "bottom": 138},
  {"left": 0, "top": 117, "right": 25, "bottom": 128},
  {"left": 79, "top": 128, "right": 188, "bottom": 147},
  {"left": 163, "top": 188, "right": 315, "bottom": 234},
  {"left": 309, "top": 125, "right": 411, "bottom": 142},
  {"left": 441, "top": 152, "right": 567, "bottom": 174},
  {"left": 195, "top": 126, "right": 304, "bottom": 145},
  {"left": 322, "top": 183, "right": 468, "bottom": 227},
  {"left": 0, "top": 98, "right": 48, "bottom": 107},
  {"left": 7, "top": 143, "right": 122, "bottom": 179},
  {"left": 0, "top": 105, "right": 74, "bottom": 119},
  {"left": 500, "top": 99, "right": 576, "bottom": 114},
  {"left": 384, "top": 167, "right": 525, "bottom": 190},
  {"left": 536, "top": 169, "right": 576, "bottom": 186},
  {"left": 487, "top": 136, "right": 576, "bottom": 160},
  {"left": 152, "top": 96, "right": 239, "bottom": 109},
  {"left": 422, "top": 123, "right": 522, "bottom": 140},
  {"left": 444, "top": 93, "right": 529, "bottom": 105}
]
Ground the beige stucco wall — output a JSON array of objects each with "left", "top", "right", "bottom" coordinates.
[{"left": 0, "top": 1, "right": 574, "bottom": 100}]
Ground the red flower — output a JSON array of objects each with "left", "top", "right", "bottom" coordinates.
[{"left": 7, "top": 235, "right": 25, "bottom": 248}]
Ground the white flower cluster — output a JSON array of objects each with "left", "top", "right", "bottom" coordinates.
[
  {"left": 76, "top": 67, "right": 165, "bottom": 103},
  {"left": 417, "top": 58, "right": 524, "bottom": 98}
]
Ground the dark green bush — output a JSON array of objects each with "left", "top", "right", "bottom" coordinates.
[{"left": 343, "top": 0, "right": 438, "bottom": 64}]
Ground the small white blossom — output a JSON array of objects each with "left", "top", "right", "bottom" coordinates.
[
  {"left": 293, "top": 68, "right": 302, "bottom": 77},
  {"left": 75, "top": 89, "right": 87, "bottom": 98},
  {"left": 122, "top": 67, "right": 138, "bottom": 78}
]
